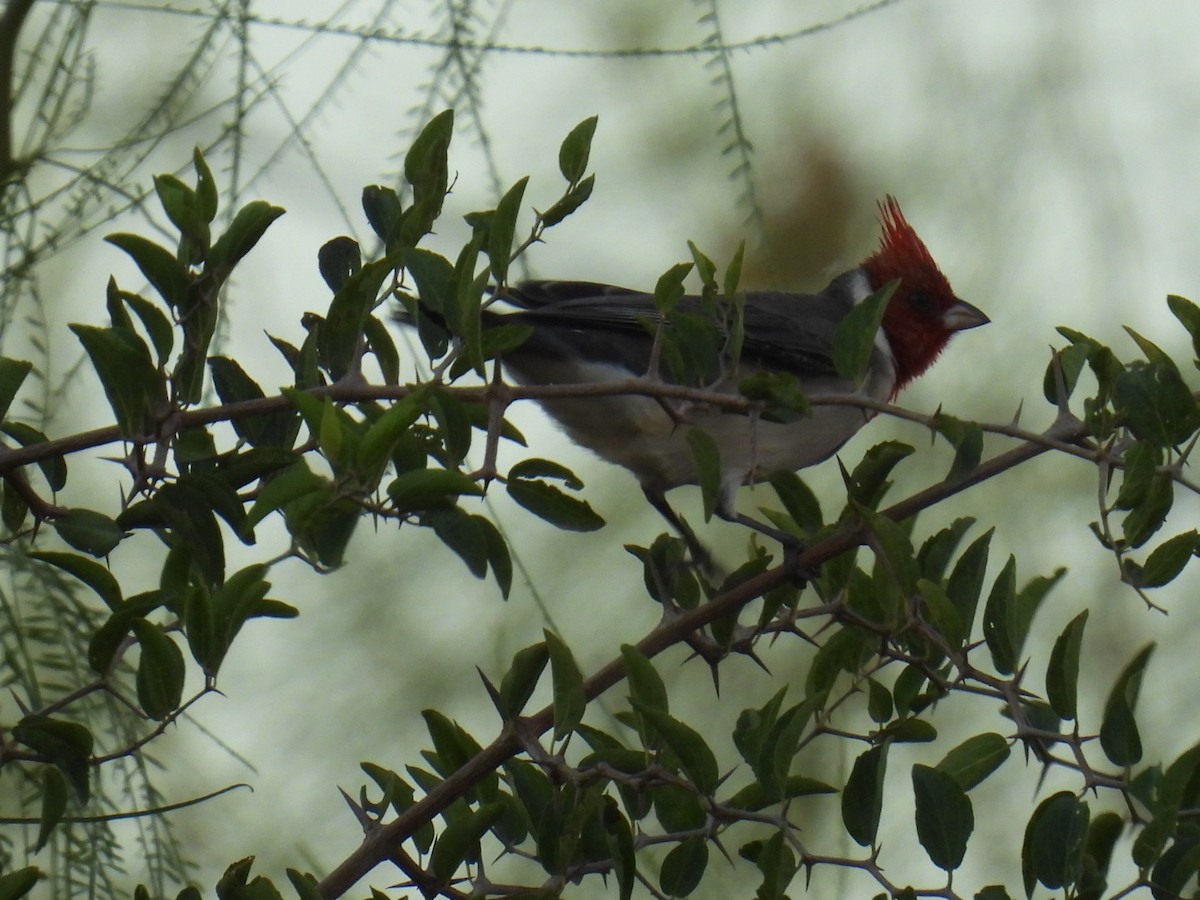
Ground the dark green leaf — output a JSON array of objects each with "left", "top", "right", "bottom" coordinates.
[
  {"left": 1121, "top": 471, "right": 1173, "bottom": 548},
  {"left": 208, "top": 200, "right": 285, "bottom": 272},
  {"left": 154, "top": 173, "right": 207, "bottom": 245},
  {"left": 1132, "top": 530, "right": 1199, "bottom": 588},
  {"left": 0, "top": 867, "right": 41, "bottom": 899},
  {"left": 132, "top": 620, "right": 185, "bottom": 720},
  {"left": 105, "top": 233, "right": 188, "bottom": 308},
  {"left": 52, "top": 508, "right": 125, "bottom": 557},
  {"left": 193, "top": 147, "right": 218, "bottom": 222},
  {"left": 1113, "top": 358, "right": 1200, "bottom": 447},
  {"left": 659, "top": 836, "right": 708, "bottom": 897},
  {"left": 428, "top": 803, "right": 505, "bottom": 889},
  {"left": 539, "top": 174, "right": 594, "bottom": 227},
  {"left": 1100, "top": 643, "right": 1155, "bottom": 766},
  {"left": 935, "top": 733, "right": 1011, "bottom": 791},
  {"left": 559, "top": 115, "right": 598, "bottom": 183},
  {"left": 1046, "top": 610, "right": 1088, "bottom": 720},
  {"left": 634, "top": 704, "right": 719, "bottom": 794},
  {"left": 912, "top": 764, "right": 973, "bottom": 871},
  {"left": 30, "top": 550, "right": 122, "bottom": 609},
  {"left": 0, "top": 356, "right": 32, "bottom": 422},
  {"left": 319, "top": 256, "right": 395, "bottom": 382},
  {"left": 70, "top": 323, "right": 164, "bottom": 436},
  {"left": 362, "top": 185, "right": 403, "bottom": 246},
  {"left": 621, "top": 644, "right": 669, "bottom": 715},
  {"left": 423, "top": 507, "right": 488, "bottom": 578},
  {"left": 499, "top": 642, "right": 548, "bottom": 718},
  {"left": 487, "top": 176, "right": 528, "bottom": 285},
  {"left": 842, "top": 744, "right": 888, "bottom": 847},
  {"left": 932, "top": 413, "right": 983, "bottom": 482},
  {"left": 1, "top": 421, "right": 67, "bottom": 491},
  {"left": 544, "top": 629, "right": 585, "bottom": 741},
  {"left": 686, "top": 428, "right": 720, "bottom": 522},
  {"left": 317, "top": 236, "right": 361, "bottom": 293},
  {"left": 400, "top": 110, "right": 454, "bottom": 247},
  {"left": 945, "top": 527, "right": 993, "bottom": 638},
  {"left": 507, "top": 477, "right": 604, "bottom": 531},
  {"left": 845, "top": 440, "right": 914, "bottom": 509},
  {"left": 35, "top": 766, "right": 67, "bottom": 852},
  {"left": 767, "top": 470, "right": 822, "bottom": 534},
  {"left": 1023, "top": 791, "right": 1089, "bottom": 891},
  {"left": 388, "top": 468, "right": 483, "bottom": 511},
  {"left": 833, "top": 281, "right": 895, "bottom": 382},
  {"left": 12, "top": 715, "right": 93, "bottom": 803},
  {"left": 508, "top": 457, "right": 584, "bottom": 488}
]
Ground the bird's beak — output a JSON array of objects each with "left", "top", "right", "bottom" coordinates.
[{"left": 942, "top": 298, "right": 990, "bottom": 332}]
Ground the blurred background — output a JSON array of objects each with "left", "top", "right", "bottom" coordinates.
[{"left": 5, "top": 0, "right": 1200, "bottom": 895}]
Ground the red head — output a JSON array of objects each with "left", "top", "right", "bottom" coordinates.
[{"left": 861, "top": 196, "right": 988, "bottom": 395}]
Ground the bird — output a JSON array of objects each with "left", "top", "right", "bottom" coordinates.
[{"left": 415, "top": 197, "right": 988, "bottom": 568}]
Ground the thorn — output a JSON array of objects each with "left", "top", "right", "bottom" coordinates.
[
  {"left": 477, "top": 667, "right": 505, "bottom": 718},
  {"left": 1010, "top": 398, "right": 1024, "bottom": 428},
  {"left": 339, "top": 787, "right": 374, "bottom": 833}
]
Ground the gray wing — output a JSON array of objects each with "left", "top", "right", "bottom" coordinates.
[{"left": 499, "top": 280, "right": 852, "bottom": 380}]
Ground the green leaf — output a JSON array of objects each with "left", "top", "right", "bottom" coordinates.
[
  {"left": 842, "top": 744, "right": 888, "bottom": 847},
  {"left": 621, "top": 645, "right": 669, "bottom": 715},
  {"left": 400, "top": 110, "right": 454, "bottom": 247},
  {"left": 12, "top": 715, "right": 93, "bottom": 802},
  {"left": 845, "top": 440, "right": 914, "bottom": 509},
  {"left": 70, "top": 323, "right": 164, "bottom": 436},
  {"left": 1113, "top": 358, "right": 1200, "bottom": 447},
  {"left": 208, "top": 200, "right": 285, "bottom": 273},
  {"left": 935, "top": 733, "right": 1011, "bottom": 791},
  {"left": 558, "top": 115, "right": 598, "bottom": 183},
  {"left": 746, "top": 831, "right": 797, "bottom": 900},
  {"left": 1023, "top": 791, "right": 1089, "bottom": 891},
  {"left": 132, "top": 619, "right": 185, "bottom": 720},
  {"left": 1100, "top": 643, "right": 1154, "bottom": 766},
  {"left": 1131, "top": 530, "right": 1199, "bottom": 588},
  {"left": 428, "top": 802, "right": 505, "bottom": 889},
  {"left": 1046, "top": 610, "right": 1088, "bottom": 720},
  {"left": 932, "top": 413, "right": 983, "bottom": 482},
  {"left": 633, "top": 704, "right": 719, "bottom": 795},
  {"left": 686, "top": 428, "right": 721, "bottom": 522},
  {"left": 209, "top": 357, "right": 297, "bottom": 448},
  {"left": 1121, "top": 471, "right": 1173, "bottom": 549},
  {"left": 544, "top": 630, "right": 585, "bottom": 741},
  {"left": 242, "top": 460, "right": 325, "bottom": 535},
  {"left": 767, "top": 470, "right": 823, "bottom": 534},
  {"left": 983, "top": 557, "right": 1064, "bottom": 675},
  {"left": 0, "top": 867, "right": 41, "bottom": 899},
  {"left": 1, "top": 421, "right": 67, "bottom": 491},
  {"left": 945, "top": 527, "right": 993, "bottom": 638},
  {"left": 506, "top": 477, "right": 604, "bottom": 531},
  {"left": 316, "top": 236, "right": 361, "bottom": 293},
  {"left": 508, "top": 457, "right": 584, "bottom": 488},
  {"left": 105, "top": 233, "right": 189, "bottom": 308},
  {"left": 362, "top": 184, "right": 403, "bottom": 247},
  {"left": 34, "top": 766, "right": 67, "bottom": 852},
  {"left": 912, "top": 764, "right": 973, "bottom": 871},
  {"left": 193, "top": 146, "right": 218, "bottom": 222},
  {"left": 52, "top": 508, "right": 125, "bottom": 557},
  {"left": 388, "top": 468, "right": 483, "bottom": 511},
  {"left": 539, "top": 174, "right": 595, "bottom": 228},
  {"left": 111, "top": 286, "right": 175, "bottom": 366},
  {"left": 357, "top": 395, "right": 423, "bottom": 481},
  {"left": 659, "top": 836, "right": 708, "bottom": 897},
  {"left": 498, "top": 641, "right": 549, "bottom": 718},
  {"left": 216, "top": 858, "right": 285, "bottom": 900},
  {"left": 319, "top": 255, "right": 396, "bottom": 382},
  {"left": 833, "top": 281, "right": 895, "bottom": 382},
  {"left": 154, "top": 173, "right": 207, "bottom": 246},
  {"left": 30, "top": 550, "right": 122, "bottom": 609},
  {"left": 487, "top": 176, "right": 528, "bottom": 285},
  {"left": 0, "top": 356, "right": 32, "bottom": 421}
]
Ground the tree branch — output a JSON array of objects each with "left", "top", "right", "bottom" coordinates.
[{"left": 316, "top": 423, "right": 1082, "bottom": 897}]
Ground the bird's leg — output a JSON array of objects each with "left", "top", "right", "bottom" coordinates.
[{"left": 642, "top": 486, "right": 717, "bottom": 575}]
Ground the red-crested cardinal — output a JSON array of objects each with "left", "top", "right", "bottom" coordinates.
[{"left": 488, "top": 198, "right": 989, "bottom": 564}]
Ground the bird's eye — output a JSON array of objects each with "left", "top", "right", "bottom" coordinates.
[{"left": 908, "top": 291, "right": 934, "bottom": 314}]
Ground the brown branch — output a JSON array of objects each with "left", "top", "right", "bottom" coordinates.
[{"left": 316, "top": 425, "right": 1078, "bottom": 897}]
